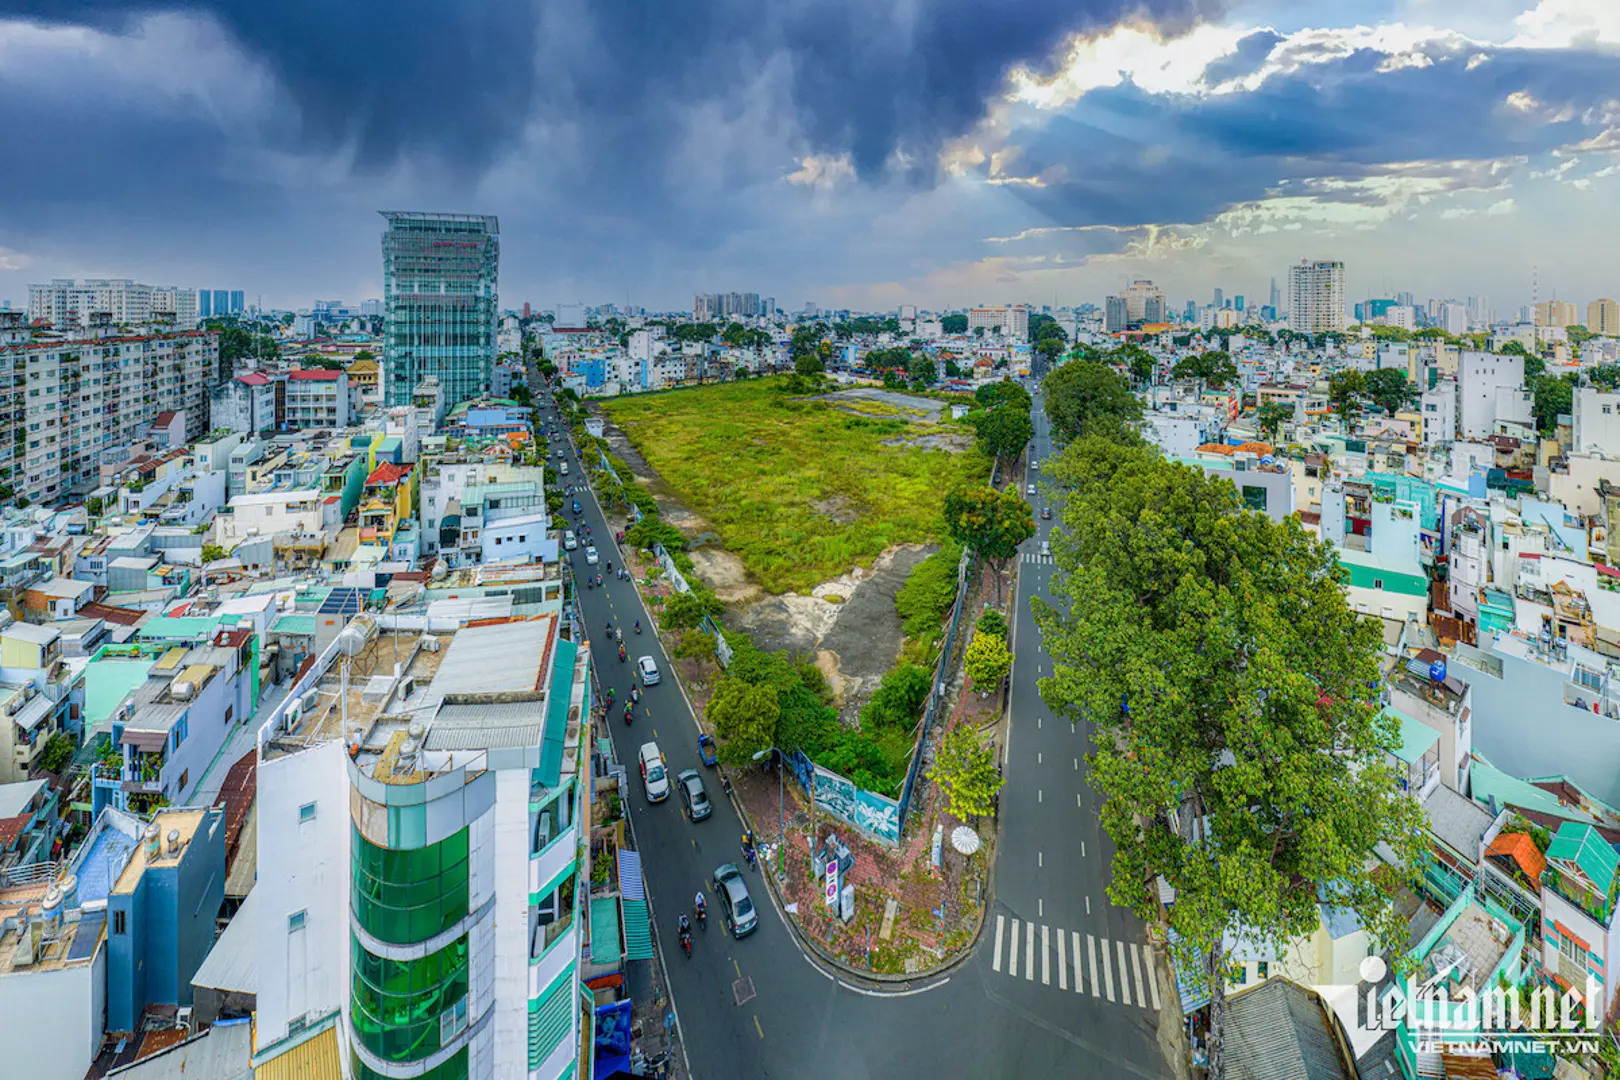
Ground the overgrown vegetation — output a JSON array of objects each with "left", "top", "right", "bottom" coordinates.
[{"left": 600, "top": 378, "right": 988, "bottom": 593}]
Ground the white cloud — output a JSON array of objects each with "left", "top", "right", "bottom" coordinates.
[
  {"left": 785, "top": 154, "right": 855, "bottom": 189},
  {"left": 0, "top": 247, "right": 27, "bottom": 271},
  {"left": 1511, "top": 0, "right": 1620, "bottom": 48},
  {"left": 1440, "top": 206, "right": 1476, "bottom": 219},
  {"left": 1008, "top": 23, "right": 1251, "bottom": 108},
  {"left": 1486, "top": 197, "right": 1516, "bottom": 215}
]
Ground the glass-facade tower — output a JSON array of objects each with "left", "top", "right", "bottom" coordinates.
[{"left": 380, "top": 212, "right": 500, "bottom": 410}]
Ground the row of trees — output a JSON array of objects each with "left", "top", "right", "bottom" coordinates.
[{"left": 1034, "top": 433, "right": 1424, "bottom": 1078}]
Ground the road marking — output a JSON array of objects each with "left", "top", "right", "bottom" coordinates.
[
  {"left": 1038, "top": 898, "right": 1043, "bottom": 918},
  {"left": 1131, "top": 943, "right": 1147, "bottom": 1009},
  {"left": 1037, "top": 752, "right": 1042, "bottom": 764},
  {"left": 992, "top": 915, "right": 1004, "bottom": 973},
  {"left": 1145, "top": 944, "right": 1162, "bottom": 1010},
  {"left": 1038, "top": 716, "right": 1043, "bottom": 729},
  {"left": 1009, "top": 919, "right": 1019, "bottom": 978},
  {"left": 1085, "top": 896, "right": 1091, "bottom": 915},
  {"left": 1025, "top": 919, "right": 1035, "bottom": 981},
  {"left": 1076, "top": 793, "right": 1082, "bottom": 808},
  {"left": 1072, "top": 931, "right": 1083, "bottom": 994},
  {"left": 1081, "top": 841, "right": 1086, "bottom": 858},
  {"left": 1038, "top": 851, "right": 1043, "bottom": 867},
  {"left": 1041, "top": 925, "right": 1050, "bottom": 985},
  {"left": 1038, "top": 789, "right": 1043, "bottom": 803},
  {"left": 1102, "top": 937, "right": 1118, "bottom": 1001},
  {"left": 1074, "top": 757, "right": 1078, "bottom": 770},
  {"left": 754, "top": 1015, "right": 764, "bottom": 1039},
  {"left": 1057, "top": 928, "right": 1067, "bottom": 990},
  {"left": 1117, "top": 940, "right": 1132, "bottom": 1005},
  {"left": 1088, "top": 934, "right": 1102, "bottom": 999}
]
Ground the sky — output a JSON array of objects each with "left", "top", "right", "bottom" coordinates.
[{"left": 0, "top": 0, "right": 1616, "bottom": 315}]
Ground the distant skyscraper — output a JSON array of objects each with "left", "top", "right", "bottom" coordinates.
[
  {"left": 1185, "top": 300, "right": 1197, "bottom": 322},
  {"left": 380, "top": 211, "right": 500, "bottom": 408},
  {"left": 1104, "top": 296, "right": 1128, "bottom": 334},
  {"left": 1269, "top": 278, "right": 1280, "bottom": 311},
  {"left": 229, "top": 289, "right": 245, "bottom": 315},
  {"left": 1289, "top": 260, "right": 1347, "bottom": 334},
  {"left": 212, "top": 290, "right": 229, "bottom": 318},
  {"left": 1589, "top": 299, "right": 1619, "bottom": 336},
  {"left": 1122, "top": 279, "right": 1165, "bottom": 323},
  {"left": 1213, "top": 288, "right": 1224, "bottom": 309},
  {"left": 1234, "top": 296, "right": 1244, "bottom": 312},
  {"left": 198, "top": 290, "right": 211, "bottom": 319},
  {"left": 1144, "top": 296, "right": 1165, "bottom": 323}
]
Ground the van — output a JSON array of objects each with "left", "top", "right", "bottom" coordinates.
[
  {"left": 564, "top": 531, "right": 577, "bottom": 551},
  {"left": 560, "top": 462, "right": 569, "bottom": 476}
]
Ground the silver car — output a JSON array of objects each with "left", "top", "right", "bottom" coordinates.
[
  {"left": 712, "top": 862, "right": 758, "bottom": 938},
  {"left": 677, "top": 769, "right": 712, "bottom": 821}
]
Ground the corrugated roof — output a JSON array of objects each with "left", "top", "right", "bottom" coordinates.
[
  {"left": 1547, "top": 821, "right": 1618, "bottom": 895},
  {"left": 424, "top": 618, "right": 550, "bottom": 706},
  {"left": 1225, "top": 978, "right": 1351, "bottom": 1080},
  {"left": 535, "top": 638, "right": 576, "bottom": 788},
  {"left": 270, "top": 613, "right": 315, "bottom": 636},
  {"left": 425, "top": 700, "right": 545, "bottom": 751},
  {"left": 1385, "top": 706, "right": 1439, "bottom": 765},
  {"left": 1486, "top": 831, "right": 1548, "bottom": 884},
  {"left": 105, "top": 1019, "right": 252, "bottom": 1080},
  {"left": 1424, "top": 784, "right": 1493, "bottom": 861},
  {"left": 590, "top": 895, "right": 622, "bottom": 964},
  {"left": 191, "top": 888, "right": 258, "bottom": 994},
  {"left": 253, "top": 1019, "right": 341, "bottom": 1080}
]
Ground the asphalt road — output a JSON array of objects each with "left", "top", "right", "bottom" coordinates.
[{"left": 543, "top": 391, "right": 1177, "bottom": 1079}]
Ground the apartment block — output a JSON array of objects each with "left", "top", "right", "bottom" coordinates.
[{"left": 0, "top": 314, "right": 218, "bottom": 505}]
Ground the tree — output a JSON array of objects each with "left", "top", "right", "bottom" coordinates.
[
  {"left": 662, "top": 590, "right": 709, "bottom": 631},
  {"left": 964, "top": 630, "right": 1012, "bottom": 691},
  {"left": 38, "top": 733, "right": 74, "bottom": 774},
  {"left": 941, "top": 314, "right": 967, "bottom": 335},
  {"left": 1499, "top": 340, "right": 1530, "bottom": 357},
  {"left": 1567, "top": 324, "right": 1597, "bottom": 347},
  {"left": 1588, "top": 364, "right": 1620, "bottom": 390},
  {"left": 974, "top": 379, "right": 1031, "bottom": 413},
  {"left": 943, "top": 485, "right": 1034, "bottom": 602},
  {"left": 1043, "top": 359, "right": 1143, "bottom": 443},
  {"left": 706, "top": 676, "right": 781, "bottom": 765},
  {"left": 201, "top": 542, "right": 226, "bottom": 563},
  {"left": 1034, "top": 437, "right": 1424, "bottom": 1080},
  {"left": 1035, "top": 336, "right": 1064, "bottom": 367},
  {"left": 86, "top": 496, "right": 104, "bottom": 517},
  {"left": 1531, "top": 372, "right": 1576, "bottom": 436},
  {"left": 928, "top": 724, "right": 1003, "bottom": 821},
  {"left": 1171, "top": 350, "right": 1238, "bottom": 389},
  {"left": 794, "top": 352, "right": 825, "bottom": 376},
  {"left": 976, "top": 608, "right": 1008, "bottom": 641},
  {"left": 1327, "top": 369, "right": 1366, "bottom": 422},
  {"left": 972, "top": 404, "right": 1033, "bottom": 467},
  {"left": 1256, "top": 402, "right": 1291, "bottom": 442},
  {"left": 1361, "top": 367, "right": 1415, "bottom": 415},
  {"left": 907, "top": 354, "right": 937, "bottom": 386},
  {"left": 1115, "top": 344, "right": 1156, "bottom": 386}
]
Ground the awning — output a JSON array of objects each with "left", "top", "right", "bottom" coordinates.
[
  {"left": 13, "top": 694, "right": 52, "bottom": 733},
  {"left": 120, "top": 728, "right": 169, "bottom": 751}
]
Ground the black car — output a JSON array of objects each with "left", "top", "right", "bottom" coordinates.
[{"left": 1041, "top": 506, "right": 1052, "bottom": 520}]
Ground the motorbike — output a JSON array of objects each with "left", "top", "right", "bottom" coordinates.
[
  {"left": 623, "top": 702, "right": 634, "bottom": 725},
  {"left": 679, "top": 929, "right": 692, "bottom": 958},
  {"left": 634, "top": 622, "right": 642, "bottom": 634},
  {"left": 695, "top": 903, "right": 707, "bottom": 931},
  {"left": 605, "top": 688, "right": 615, "bottom": 708},
  {"left": 618, "top": 644, "right": 627, "bottom": 663},
  {"left": 616, "top": 628, "right": 624, "bottom": 643},
  {"left": 744, "top": 845, "right": 757, "bottom": 872},
  {"left": 630, "top": 686, "right": 641, "bottom": 704}
]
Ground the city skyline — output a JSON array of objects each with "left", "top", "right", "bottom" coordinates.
[{"left": 0, "top": 1, "right": 1616, "bottom": 312}]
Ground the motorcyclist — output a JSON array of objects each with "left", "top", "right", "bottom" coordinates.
[
  {"left": 616, "top": 628, "right": 624, "bottom": 643},
  {"left": 634, "top": 620, "right": 641, "bottom": 634},
  {"left": 694, "top": 892, "right": 706, "bottom": 917},
  {"left": 606, "top": 560, "right": 612, "bottom": 574},
  {"left": 623, "top": 701, "right": 634, "bottom": 723},
  {"left": 678, "top": 913, "right": 690, "bottom": 938},
  {"left": 606, "top": 687, "right": 615, "bottom": 707}
]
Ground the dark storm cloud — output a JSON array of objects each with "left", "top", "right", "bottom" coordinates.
[
  {"left": 0, "top": 0, "right": 1224, "bottom": 178},
  {"left": 1199, "top": 28, "right": 1281, "bottom": 84},
  {"left": 999, "top": 44, "right": 1620, "bottom": 229}
]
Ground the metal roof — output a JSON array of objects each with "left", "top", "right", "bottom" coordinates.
[
  {"left": 0, "top": 778, "right": 45, "bottom": 818},
  {"left": 1423, "top": 784, "right": 1494, "bottom": 862},
  {"left": 13, "top": 693, "right": 53, "bottom": 732},
  {"left": 1224, "top": 978, "right": 1351, "bottom": 1080},
  {"left": 191, "top": 887, "right": 258, "bottom": 994},
  {"left": 104, "top": 1019, "right": 252, "bottom": 1080},
  {"left": 423, "top": 618, "right": 550, "bottom": 706},
  {"left": 425, "top": 700, "right": 545, "bottom": 751}
]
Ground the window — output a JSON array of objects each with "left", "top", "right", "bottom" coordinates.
[
  {"left": 1373, "top": 579, "right": 1384, "bottom": 590},
  {"left": 178, "top": 769, "right": 188, "bottom": 792},
  {"left": 299, "top": 802, "right": 318, "bottom": 824},
  {"left": 113, "top": 909, "right": 127, "bottom": 935},
  {"left": 1559, "top": 932, "right": 1584, "bottom": 963},
  {"left": 1257, "top": 961, "right": 1270, "bottom": 979},
  {"left": 288, "top": 910, "right": 307, "bottom": 932}
]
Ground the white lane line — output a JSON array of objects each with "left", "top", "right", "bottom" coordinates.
[
  {"left": 1081, "top": 841, "right": 1086, "bottom": 858},
  {"left": 1038, "top": 716, "right": 1043, "bottom": 729},
  {"left": 1057, "top": 928, "right": 1068, "bottom": 990},
  {"left": 1074, "top": 757, "right": 1078, "bottom": 770},
  {"left": 1085, "top": 895, "right": 1091, "bottom": 916},
  {"left": 1038, "top": 789, "right": 1043, "bottom": 803},
  {"left": 1095, "top": 935, "right": 1111, "bottom": 1001},
  {"left": 1025, "top": 919, "right": 1035, "bottom": 981},
  {"left": 1072, "top": 931, "right": 1084, "bottom": 994},
  {"left": 993, "top": 915, "right": 1005, "bottom": 973},
  {"left": 1038, "top": 898, "right": 1043, "bottom": 918},
  {"left": 1076, "top": 793, "right": 1082, "bottom": 808},
  {"left": 1146, "top": 945, "right": 1163, "bottom": 1010},
  {"left": 1038, "top": 851, "right": 1043, "bottom": 867},
  {"left": 1117, "top": 940, "right": 1132, "bottom": 1006},
  {"left": 1041, "top": 925, "right": 1051, "bottom": 985},
  {"left": 1131, "top": 943, "right": 1147, "bottom": 1009},
  {"left": 1009, "top": 919, "right": 1019, "bottom": 979}
]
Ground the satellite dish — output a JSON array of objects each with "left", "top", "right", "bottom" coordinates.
[{"left": 950, "top": 826, "right": 982, "bottom": 856}]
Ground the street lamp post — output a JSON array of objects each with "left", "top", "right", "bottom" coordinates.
[{"left": 751, "top": 746, "right": 784, "bottom": 872}]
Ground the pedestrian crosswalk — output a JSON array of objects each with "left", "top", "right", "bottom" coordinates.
[
  {"left": 1021, "top": 552, "right": 1055, "bottom": 566},
  {"left": 989, "top": 914, "right": 1162, "bottom": 1012}
]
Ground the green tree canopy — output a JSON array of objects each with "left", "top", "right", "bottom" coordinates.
[
  {"left": 928, "top": 724, "right": 1003, "bottom": 821},
  {"left": 1361, "top": 367, "right": 1416, "bottom": 414},
  {"left": 907, "top": 354, "right": 937, "bottom": 386},
  {"left": 1035, "top": 436, "right": 1424, "bottom": 1079},
  {"left": 1043, "top": 358, "right": 1144, "bottom": 442},
  {"left": 1113, "top": 344, "right": 1156, "bottom": 386},
  {"left": 1499, "top": 340, "right": 1530, "bottom": 357},
  {"left": 1171, "top": 350, "right": 1238, "bottom": 389},
  {"left": 1327, "top": 369, "right": 1366, "bottom": 421},
  {"left": 707, "top": 676, "right": 781, "bottom": 765},
  {"left": 971, "top": 404, "right": 1033, "bottom": 467},
  {"left": 943, "top": 485, "right": 1034, "bottom": 601},
  {"left": 1532, "top": 372, "right": 1576, "bottom": 436},
  {"left": 1256, "top": 402, "right": 1292, "bottom": 442},
  {"left": 941, "top": 314, "right": 968, "bottom": 335},
  {"left": 964, "top": 630, "right": 1012, "bottom": 691},
  {"left": 974, "top": 379, "right": 1032, "bottom": 412},
  {"left": 794, "top": 352, "right": 826, "bottom": 376}
]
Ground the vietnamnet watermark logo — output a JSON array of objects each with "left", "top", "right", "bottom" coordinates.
[{"left": 1316, "top": 955, "right": 1604, "bottom": 1056}]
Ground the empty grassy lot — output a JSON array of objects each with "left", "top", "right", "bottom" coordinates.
[{"left": 599, "top": 378, "right": 988, "bottom": 594}]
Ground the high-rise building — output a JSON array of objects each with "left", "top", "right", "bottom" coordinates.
[
  {"left": 1440, "top": 302, "right": 1468, "bottom": 337},
  {"left": 254, "top": 613, "right": 595, "bottom": 1080},
  {"left": 198, "top": 290, "right": 212, "bottom": 320},
  {"left": 967, "top": 305, "right": 1030, "bottom": 338},
  {"left": 1535, "top": 300, "right": 1578, "bottom": 328},
  {"left": 381, "top": 211, "right": 500, "bottom": 409},
  {"left": 1289, "top": 260, "right": 1347, "bottom": 334},
  {"left": 1185, "top": 300, "right": 1197, "bottom": 322},
  {"left": 1104, "top": 296, "right": 1129, "bottom": 334},
  {"left": 1122, "top": 280, "right": 1165, "bottom": 323},
  {"left": 1213, "top": 288, "right": 1224, "bottom": 310},
  {"left": 229, "top": 289, "right": 245, "bottom": 315},
  {"left": 0, "top": 311, "right": 217, "bottom": 502},
  {"left": 1269, "top": 278, "right": 1280, "bottom": 312},
  {"left": 1589, "top": 299, "right": 1620, "bottom": 337},
  {"left": 1144, "top": 296, "right": 1166, "bottom": 323},
  {"left": 150, "top": 286, "right": 199, "bottom": 326},
  {"left": 212, "top": 290, "right": 230, "bottom": 318},
  {"left": 1234, "top": 296, "right": 1245, "bottom": 312}
]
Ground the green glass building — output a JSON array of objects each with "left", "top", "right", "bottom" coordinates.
[{"left": 380, "top": 212, "right": 500, "bottom": 411}]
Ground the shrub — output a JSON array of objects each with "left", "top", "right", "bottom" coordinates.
[
  {"left": 976, "top": 608, "right": 1008, "bottom": 641},
  {"left": 860, "top": 664, "right": 931, "bottom": 736},
  {"left": 895, "top": 542, "right": 962, "bottom": 641},
  {"left": 38, "top": 734, "right": 74, "bottom": 774}
]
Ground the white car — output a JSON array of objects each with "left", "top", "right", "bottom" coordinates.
[
  {"left": 585, "top": 546, "right": 599, "bottom": 565},
  {"left": 1027, "top": 483, "right": 1036, "bottom": 496},
  {"left": 637, "top": 656, "right": 661, "bottom": 685},
  {"left": 639, "top": 742, "right": 671, "bottom": 802},
  {"left": 1040, "top": 540, "right": 1051, "bottom": 557},
  {"left": 564, "top": 531, "right": 577, "bottom": 551}
]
